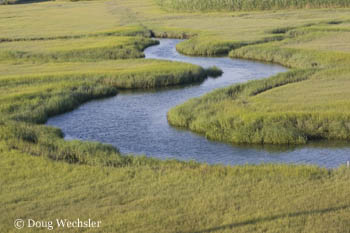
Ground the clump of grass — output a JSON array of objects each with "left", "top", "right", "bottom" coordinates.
[
  {"left": 176, "top": 37, "right": 246, "bottom": 56},
  {"left": 152, "top": 30, "right": 194, "bottom": 39},
  {"left": 327, "top": 20, "right": 343, "bottom": 25},
  {"left": 101, "top": 65, "right": 207, "bottom": 89},
  {"left": 205, "top": 66, "right": 223, "bottom": 77},
  {"left": 176, "top": 35, "right": 285, "bottom": 56},
  {"left": 0, "top": 120, "right": 131, "bottom": 167},
  {"left": 156, "top": 0, "right": 350, "bottom": 12},
  {"left": 266, "top": 26, "right": 295, "bottom": 34}
]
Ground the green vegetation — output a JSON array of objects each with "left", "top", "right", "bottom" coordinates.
[
  {"left": 169, "top": 20, "right": 350, "bottom": 144},
  {"left": 0, "top": 18, "right": 206, "bottom": 168},
  {"left": 168, "top": 69, "right": 350, "bottom": 144},
  {"left": 0, "top": 37, "right": 158, "bottom": 62},
  {"left": 175, "top": 35, "right": 285, "bottom": 56},
  {"left": 176, "top": 37, "right": 242, "bottom": 56},
  {"left": 1, "top": 0, "right": 350, "bottom": 232},
  {"left": 156, "top": 0, "right": 350, "bottom": 12},
  {"left": 2, "top": 144, "right": 350, "bottom": 233},
  {"left": 0, "top": 59, "right": 206, "bottom": 127},
  {"left": 205, "top": 66, "right": 223, "bottom": 77}
]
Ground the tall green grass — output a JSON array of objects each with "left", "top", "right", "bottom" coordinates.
[
  {"left": 229, "top": 35, "right": 350, "bottom": 68},
  {"left": 168, "top": 68, "right": 350, "bottom": 144},
  {"left": 0, "top": 25, "right": 153, "bottom": 42},
  {"left": 0, "top": 37, "right": 158, "bottom": 62},
  {"left": 0, "top": 61, "right": 207, "bottom": 119},
  {"left": 156, "top": 0, "right": 350, "bottom": 11},
  {"left": 176, "top": 35, "right": 285, "bottom": 56},
  {"left": 2, "top": 144, "right": 350, "bottom": 232}
]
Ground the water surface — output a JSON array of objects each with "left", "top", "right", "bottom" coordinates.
[{"left": 47, "top": 39, "right": 350, "bottom": 168}]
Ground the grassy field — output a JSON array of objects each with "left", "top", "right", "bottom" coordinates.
[
  {"left": 156, "top": 0, "right": 350, "bottom": 12},
  {"left": 1, "top": 143, "right": 350, "bottom": 233},
  {"left": 0, "top": 36, "right": 159, "bottom": 62},
  {"left": 1, "top": 0, "right": 350, "bottom": 232}
]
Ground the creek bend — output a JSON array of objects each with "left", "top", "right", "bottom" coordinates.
[{"left": 47, "top": 39, "right": 350, "bottom": 168}]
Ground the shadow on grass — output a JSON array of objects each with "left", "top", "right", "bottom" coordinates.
[
  {"left": 1, "top": 0, "right": 51, "bottom": 4},
  {"left": 190, "top": 205, "right": 349, "bottom": 233}
]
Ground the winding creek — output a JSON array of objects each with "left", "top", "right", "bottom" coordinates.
[{"left": 47, "top": 39, "right": 350, "bottom": 168}]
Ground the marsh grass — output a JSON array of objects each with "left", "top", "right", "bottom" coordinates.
[
  {"left": 205, "top": 66, "right": 223, "bottom": 77},
  {"left": 229, "top": 36, "right": 350, "bottom": 68},
  {"left": 170, "top": 26, "right": 350, "bottom": 144},
  {"left": 168, "top": 69, "right": 320, "bottom": 144},
  {"left": 156, "top": 0, "right": 350, "bottom": 12},
  {"left": 176, "top": 37, "right": 243, "bottom": 56},
  {"left": 176, "top": 35, "right": 285, "bottom": 56},
  {"left": 0, "top": 25, "right": 153, "bottom": 43},
  {"left": 1, "top": 143, "right": 350, "bottom": 233},
  {"left": 0, "top": 61, "right": 206, "bottom": 117},
  {"left": 0, "top": 37, "right": 158, "bottom": 62},
  {"left": 0, "top": 58, "right": 207, "bottom": 166},
  {"left": 1, "top": 1, "right": 350, "bottom": 231}
]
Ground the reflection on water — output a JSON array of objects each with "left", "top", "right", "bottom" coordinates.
[{"left": 47, "top": 39, "right": 350, "bottom": 168}]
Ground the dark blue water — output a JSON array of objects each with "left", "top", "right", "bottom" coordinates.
[{"left": 47, "top": 39, "right": 350, "bottom": 168}]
